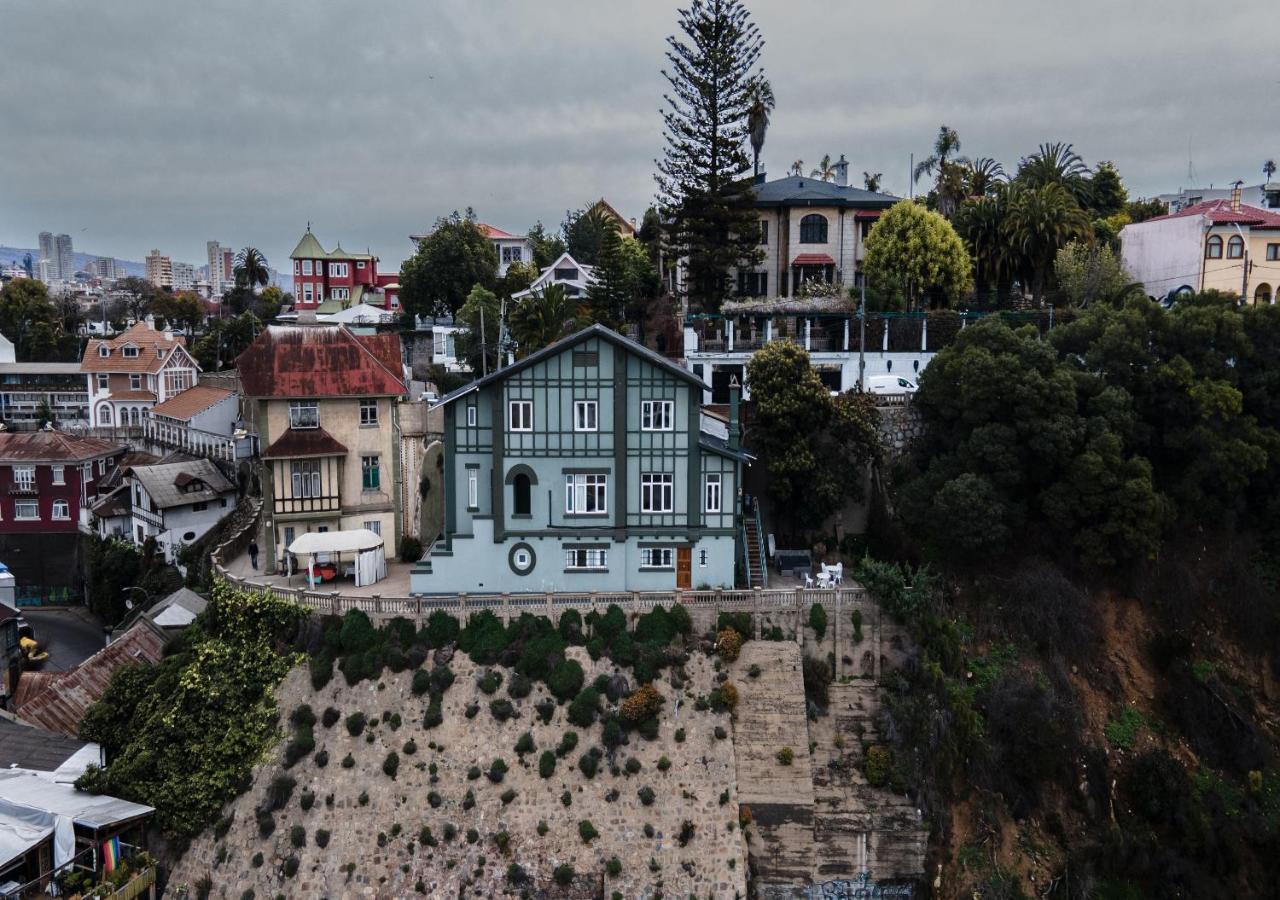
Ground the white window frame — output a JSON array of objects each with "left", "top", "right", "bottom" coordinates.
[
  {"left": 704, "top": 473, "right": 722, "bottom": 513},
  {"left": 508, "top": 400, "right": 533, "bottom": 432},
  {"left": 359, "top": 399, "right": 378, "bottom": 426},
  {"left": 565, "top": 547, "right": 608, "bottom": 570},
  {"left": 51, "top": 500, "right": 70, "bottom": 520},
  {"left": 329, "top": 262, "right": 349, "bottom": 278},
  {"left": 289, "top": 400, "right": 319, "bottom": 429},
  {"left": 51, "top": 465, "right": 65, "bottom": 486},
  {"left": 290, "top": 460, "right": 322, "bottom": 498},
  {"left": 14, "top": 500, "right": 38, "bottom": 521},
  {"left": 13, "top": 466, "right": 35, "bottom": 492},
  {"left": 357, "top": 260, "right": 366, "bottom": 269},
  {"left": 98, "top": 345, "right": 109, "bottom": 358},
  {"left": 467, "top": 470, "right": 478, "bottom": 509},
  {"left": 129, "top": 374, "right": 141, "bottom": 390},
  {"left": 641, "top": 400, "right": 674, "bottom": 431},
  {"left": 302, "top": 260, "right": 313, "bottom": 275},
  {"left": 303, "top": 285, "right": 314, "bottom": 304},
  {"left": 363, "top": 520, "right": 381, "bottom": 536},
  {"left": 573, "top": 399, "right": 598, "bottom": 432},
  {"left": 565, "top": 473, "right": 608, "bottom": 515},
  {"left": 640, "top": 472, "right": 674, "bottom": 513},
  {"left": 466, "top": 405, "right": 477, "bottom": 427},
  {"left": 122, "top": 345, "right": 139, "bottom": 358},
  {"left": 640, "top": 547, "right": 674, "bottom": 569},
  {"left": 96, "top": 374, "right": 108, "bottom": 390},
  {"left": 331, "top": 287, "right": 350, "bottom": 301}
]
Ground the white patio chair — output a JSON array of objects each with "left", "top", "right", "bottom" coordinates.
[
  {"left": 830, "top": 562, "right": 844, "bottom": 586},
  {"left": 803, "top": 573, "right": 815, "bottom": 589}
]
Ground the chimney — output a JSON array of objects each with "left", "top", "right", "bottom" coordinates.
[
  {"left": 834, "top": 154, "right": 849, "bottom": 187},
  {"left": 728, "top": 376, "right": 741, "bottom": 452},
  {"left": 754, "top": 172, "right": 766, "bottom": 186},
  {"left": 1231, "top": 182, "right": 1243, "bottom": 212}
]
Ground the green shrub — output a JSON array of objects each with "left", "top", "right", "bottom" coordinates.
[
  {"left": 345, "top": 712, "right": 366, "bottom": 736},
  {"left": 477, "top": 669, "right": 503, "bottom": 694},
  {"left": 411, "top": 669, "right": 431, "bottom": 696},
  {"left": 717, "top": 611, "right": 754, "bottom": 639},
  {"left": 864, "top": 745, "right": 891, "bottom": 786},
  {"left": 488, "top": 758, "right": 509, "bottom": 782},
  {"left": 637, "top": 785, "right": 655, "bottom": 805},
  {"left": 809, "top": 603, "right": 828, "bottom": 640},
  {"left": 299, "top": 790, "right": 315, "bottom": 811},
  {"left": 1105, "top": 707, "right": 1147, "bottom": 750},
  {"left": 315, "top": 828, "right": 330, "bottom": 848},
  {"left": 678, "top": 819, "right": 696, "bottom": 846},
  {"left": 443, "top": 823, "right": 457, "bottom": 840},
  {"left": 289, "top": 825, "right": 306, "bottom": 848},
  {"left": 776, "top": 746, "right": 794, "bottom": 765},
  {"left": 644, "top": 823, "right": 654, "bottom": 838},
  {"left": 462, "top": 788, "right": 475, "bottom": 810},
  {"left": 423, "top": 698, "right": 443, "bottom": 729},
  {"left": 561, "top": 790, "right": 572, "bottom": 807},
  {"left": 467, "top": 765, "right": 482, "bottom": 780},
  {"left": 547, "top": 658, "right": 586, "bottom": 701},
  {"left": 420, "top": 826, "right": 436, "bottom": 847},
  {"left": 309, "top": 650, "right": 334, "bottom": 690},
  {"left": 851, "top": 608, "right": 863, "bottom": 642},
  {"left": 251, "top": 852, "right": 263, "bottom": 868},
  {"left": 578, "top": 819, "right": 599, "bottom": 843},
  {"left": 556, "top": 731, "right": 579, "bottom": 757},
  {"left": 341, "top": 753, "right": 354, "bottom": 769},
  {"left": 674, "top": 728, "right": 685, "bottom": 743},
  {"left": 553, "top": 863, "right": 575, "bottom": 886},
  {"left": 578, "top": 752, "right": 599, "bottom": 779},
  {"left": 383, "top": 752, "right": 400, "bottom": 778},
  {"left": 567, "top": 687, "right": 600, "bottom": 728},
  {"left": 429, "top": 665, "right": 455, "bottom": 695},
  {"left": 428, "top": 791, "right": 442, "bottom": 808},
  {"left": 464, "top": 702, "right": 479, "bottom": 719},
  {"left": 507, "top": 672, "right": 533, "bottom": 699},
  {"left": 538, "top": 750, "right": 556, "bottom": 778},
  {"left": 256, "top": 810, "right": 275, "bottom": 837},
  {"left": 500, "top": 788, "right": 516, "bottom": 805},
  {"left": 466, "top": 827, "right": 480, "bottom": 844},
  {"left": 321, "top": 706, "right": 340, "bottom": 728},
  {"left": 424, "top": 610, "right": 460, "bottom": 647},
  {"left": 624, "top": 757, "right": 642, "bottom": 775},
  {"left": 657, "top": 755, "right": 671, "bottom": 771},
  {"left": 399, "top": 535, "right": 423, "bottom": 563},
  {"left": 489, "top": 699, "right": 515, "bottom": 722},
  {"left": 282, "top": 727, "right": 314, "bottom": 768},
  {"left": 514, "top": 732, "right": 535, "bottom": 756},
  {"left": 282, "top": 856, "right": 299, "bottom": 878},
  {"left": 290, "top": 704, "right": 317, "bottom": 727},
  {"left": 403, "top": 739, "right": 417, "bottom": 755},
  {"left": 559, "top": 609, "right": 585, "bottom": 644},
  {"left": 357, "top": 791, "right": 369, "bottom": 806},
  {"left": 262, "top": 774, "right": 296, "bottom": 812},
  {"left": 606, "top": 856, "right": 622, "bottom": 877},
  {"left": 506, "top": 862, "right": 527, "bottom": 885},
  {"left": 714, "top": 725, "right": 728, "bottom": 740},
  {"left": 748, "top": 664, "right": 762, "bottom": 678},
  {"left": 535, "top": 698, "right": 556, "bottom": 724}
]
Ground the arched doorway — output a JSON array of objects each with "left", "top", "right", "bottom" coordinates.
[
  {"left": 505, "top": 464, "right": 539, "bottom": 518},
  {"left": 1255, "top": 283, "right": 1273, "bottom": 305}
]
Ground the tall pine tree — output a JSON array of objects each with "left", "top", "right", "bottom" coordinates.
[
  {"left": 586, "top": 222, "right": 630, "bottom": 327},
  {"left": 656, "top": 0, "right": 766, "bottom": 313}
]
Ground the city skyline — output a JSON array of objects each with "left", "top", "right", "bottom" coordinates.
[{"left": 2, "top": 0, "right": 1276, "bottom": 275}]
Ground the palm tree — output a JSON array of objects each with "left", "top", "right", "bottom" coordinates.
[
  {"left": 746, "top": 79, "right": 775, "bottom": 178},
  {"left": 789, "top": 159, "right": 804, "bottom": 177},
  {"left": 1005, "top": 183, "right": 1090, "bottom": 305},
  {"left": 810, "top": 154, "right": 837, "bottom": 182},
  {"left": 863, "top": 172, "right": 883, "bottom": 192},
  {"left": 1265, "top": 159, "right": 1277, "bottom": 183},
  {"left": 954, "top": 185, "right": 1014, "bottom": 303},
  {"left": 912, "top": 125, "right": 963, "bottom": 185},
  {"left": 964, "top": 157, "right": 1006, "bottom": 197},
  {"left": 234, "top": 247, "right": 270, "bottom": 293},
  {"left": 1016, "top": 142, "right": 1091, "bottom": 206},
  {"left": 509, "top": 283, "right": 581, "bottom": 358}
]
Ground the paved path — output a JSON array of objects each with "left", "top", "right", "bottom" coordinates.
[{"left": 20, "top": 607, "right": 107, "bottom": 672}]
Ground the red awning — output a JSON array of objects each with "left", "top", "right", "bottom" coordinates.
[
  {"left": 854, "top": 210, "right": 882, "bottom": 219},
  {"left": 791, "top": 253, "right": 835, "bottom": 266}
]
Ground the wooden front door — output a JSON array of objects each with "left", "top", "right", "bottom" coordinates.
[{"left": 676, "top": 547, "right": 692, "bottom": 590}]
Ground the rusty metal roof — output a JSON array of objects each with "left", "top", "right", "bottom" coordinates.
[
  {"left": 12, "top": 620, "right": 166, "bottom": 738},
  {"left": 150, "top": 385, "right": 233, "bottom": 421},
  {"left": 0, "top": 431, "right": 125, "bottom": 464},
  {"left": 236, "top": 325, "right": 406, "bottom": 398},
  {"left": 262, "top": 427, "right": 349, "bottom": 459}
]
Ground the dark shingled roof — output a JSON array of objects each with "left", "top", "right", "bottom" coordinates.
[
  {"left": 752, "top": 174, "right": 900, "bottom": 209},
  {"left": 262, "top": 427, "right": 350, "bottom": 459},
  {"left": 236, "top": 325, "right": 406, "bottom": 398},
  {"left": 0, "top": 716, "right": 94, "bottom": 772}
]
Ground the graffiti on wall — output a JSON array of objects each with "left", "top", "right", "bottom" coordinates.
[{"left": 805, "top": 873, "right": 915, "bottom": 899}]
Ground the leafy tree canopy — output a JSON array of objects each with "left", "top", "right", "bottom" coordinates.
[
  {"left": 400, "top": 210, "right": 497, "bottom": 318},
  {"left": 863, "top": 201, "right": 973, "bottom": 309}
]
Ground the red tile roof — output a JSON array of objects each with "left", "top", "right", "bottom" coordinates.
[
  {"left": 12, "top": 620, "right": 167, "bottom": 737},
  {"left": 150, "top": 385, "right": 234, "bottom": 421},
  {"left": 792, "top": 253, "right": 836, "bottom": 265},
  {"left": 0, "top": 431, "right": 124, "bottom": 463},
  {"left": 262, "top": 427, "right": 349, "bottom": 459},
  {"left": 81, "top": 322, "right": 193, "bottom": 374},
  {"left": 236, "top": 325, "right": 406, "bottom": 398},
  {"left": 478, "top": 223, "right": 517, "bottom": 239},
  {"left": 1148, "top": 199, "right": 1280, "bottom": 228},
  {"left": 108, "top": 390, "right": 157, "bottom": 402}
]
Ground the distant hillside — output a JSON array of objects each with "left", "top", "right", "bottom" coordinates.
[{"left": 0, "top": 245, "right": 144, "bottom": 277}]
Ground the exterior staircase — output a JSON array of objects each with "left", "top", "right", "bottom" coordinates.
[{"left": 745, "top": 511, "right": 766, "bottom": 588}]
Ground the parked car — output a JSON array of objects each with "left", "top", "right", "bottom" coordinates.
[{"left": 863, "top": 375, "right": 918, "bottom": 395}]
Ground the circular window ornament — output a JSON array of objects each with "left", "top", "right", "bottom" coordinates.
[{"left": 508, "top": 542, "right": 536, "bottom": 576}]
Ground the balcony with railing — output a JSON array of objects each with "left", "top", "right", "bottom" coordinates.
[{"left": 144, "top": 416, "right": 257, "bottom": 462}]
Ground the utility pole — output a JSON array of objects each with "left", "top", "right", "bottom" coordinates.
[
  {"left": 479, "top": 306, "right": 488, "bottom": 377},
  {"left": 858, "top": 279, "right": 867, "bottom": 391},
  {"left": 909, "top": 153, "right": 914, "bottom": 200}
]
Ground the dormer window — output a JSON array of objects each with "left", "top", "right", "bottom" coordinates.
[
  {"left": 554, "top": 267, "right": 578, "bottom": 281},
  {"left": 98, "top": 346, "right": 110, "bottom": 357},
  {"left": 122, "top": 345, "right": 139, "bottom": 358},
  {"left": 157, "top": 349, "right": 166, "bottom": 359}
]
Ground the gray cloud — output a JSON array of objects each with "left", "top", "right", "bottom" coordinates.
[{"left": 1, "top": 0, "right": 1274, "bottom": 271}]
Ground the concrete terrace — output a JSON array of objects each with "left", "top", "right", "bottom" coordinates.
[{"left": 221, "top": 549, "right": 414, "bottom": 598}]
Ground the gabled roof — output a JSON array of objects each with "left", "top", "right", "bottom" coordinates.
[
  {"left": 590, "top": 199, "right": 637, "bottom": 236},
  {"left": 478, "top": 223, "right": 520, "bottom": 240},
  {"left": 290, "top": 229, "right": 327, "bottom": 259},
  {"left": 0, "top": 431, "right": 123, "bottom": 464},
  {"left": 436, "top": 323, "right": 704, "bottom": 408},
  {"left": 512, "top": 252, "right": 596, "bottom": 299},
  {"left": 129, "top": 459, "right": 234, "bottom": 508},
  {"left": 236, "top": 325, "right": 406, "bottom": 398},
  {"left": 149, "top": 385, "right": 233, "bottom": 421},
  {"left": 753, "top": 174, "right": 900, "bottom": 209},
  {"left": 81, "top": 322, "right": 193, "bottom": 374},
  {"left": 328, "top": 242, "right": 374, "bottom": 261},
  {"left": 1143, "top": 198, "right": 1280, "bottom": 228},
  {"left": 262, "top": 427, "right": 349, "bottom": 459}
]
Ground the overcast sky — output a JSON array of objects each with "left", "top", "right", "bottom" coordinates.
[{"left": 1, "top": 0, "right": 1275, "bottom": 272}]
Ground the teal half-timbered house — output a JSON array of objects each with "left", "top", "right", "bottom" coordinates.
[{"left": 410, "top": 325, "right": 750, "bottom": 595}]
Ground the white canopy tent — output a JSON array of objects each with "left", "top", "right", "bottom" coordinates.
[{"left": 287, "top": 529, "right": 387, "bottom": 588}]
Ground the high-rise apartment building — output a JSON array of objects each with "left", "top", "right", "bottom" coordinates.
[
  {"left": 145, "top": 250, "right": 173, "bottom": 289},
  {"left": 38, "top": 233, "right": 55, "bottom": 274},
  {"left": 207, "top": 241, "right": 227, "bottom": 294},
  {"left": 94, "top": 257, "right": 118, "bottom": 281},
  {"left": 172, "top": 261, "right": 195, "bottom": 292},
  {"left": 54, "top": 234, "right": 74, "bottom": 280}
]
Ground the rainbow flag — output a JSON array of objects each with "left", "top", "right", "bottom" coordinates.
[{"left": 102, "top": 836, "right": 121, "bottom": 873}]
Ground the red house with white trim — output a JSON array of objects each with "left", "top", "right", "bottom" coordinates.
[
  {"left": 289, "top": 227, "right": 399, "bottom": 312},
  {"left": 0, "top": 431, "right": 125, "bottom": 533}
]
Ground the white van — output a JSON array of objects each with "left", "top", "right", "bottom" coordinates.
[{"left": 863, "top": 375, "right": 918, "bottom": 395}]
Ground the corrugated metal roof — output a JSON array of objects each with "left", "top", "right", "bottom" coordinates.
[
  {"left": 0, "top": 717, "right": 92, "bottom": 773},
  {"left": 0, "top": 771, "right": 154, "bottom": 830},
  {"left": 0, "top": 431, "right": 124, "bottom": 464},
  {"left": 236, "top": 325, "right": 406, "bottom": 398},
  {"left": 150, "top": 385, "right": 234, "bottom": 421},
  {"left": 12, "top": 621, "right": 166, "bottom": 738},
  {"left": 130, "top": 459, "right": 233, "bottom": 509},
  {"left": 262, "top": 427, "right": 348, "bottom": 459}
]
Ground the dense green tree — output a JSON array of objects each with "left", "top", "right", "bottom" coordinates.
[
  {"left": 585, "top": 222, "right": 629, "bottom": 326},
  {"left": 563, "top": 204, "right": 612, "bottom": 266},
  {"left": 400, "top": 211, "right": 498, "bottom": 318},
  {"left": 655, "top": 0, "right": 766, "bottom": 311},
  {"left": 114, "top": 275, "right": 160, "bottom": 322},
  {"left": 746, "top": 341, "right": 879, "bottom": 535},
  {"left": 152, "top": 291, "right": 205, "bottom": 334},
  {"left": 526, "top": 222, "right": 567, "bottom": 270},
  {"left": 963, "top": 157, "right": 1006, "bottom": 197},
  {"left": 1005, "top": 183, "right": 1091, "bottom": 305},
  {"left": 1124, "top": 197, "right": 1168, "bottom": 223},
  {"left": 496, "top": 261, "right": 538, "bottom": 300},
  {"left": 1087, "top": 161, "right": 1127, "bottom": 218},
  {"left": 193, "top": 311, "right": 262, "bottom": 371},
  {"left": 863, "top": 201, "right": 973, "bottom": 308},
  {"left": 1016, "top": 142, "right": 1091, "bottom": 207},
  {"left": 455, "top": 285, "right": 502, "bottom": 374},
  {"left": 863, "top": 172, "right": 883, "bottom": 192},
  {"left": 233, "top": 247, "right": 270, "bottom": 292},
  {"left": 954, "top": 187, "right": 1015, "bottom": 303},
  {"left": 1053, "top": 240, "right": 1132, "bottom": 307},
  {"left": 509, "top": 284, "right": 581, "bottom": 359},
  {"left": 0, "top": 278, "right": 63, "bottom": 360}
]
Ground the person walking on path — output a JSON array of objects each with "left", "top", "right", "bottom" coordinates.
[{"left": 248, "top": 540, "right": 259, "bottom": 570}]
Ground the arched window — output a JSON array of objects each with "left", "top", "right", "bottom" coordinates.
[
  {"left": 1256, "top": 283, "right": 1274, "bottom": 306},
  {"left": 1206, "top": 235, "right": 1223, "bottom": 259},
  {"left": 1227, "top": 235, "right": 1245, "bottom": 259},
  {"left": 98, "top": 406, "right": 111, "bottom": 425},
  {"left": 799, "top": 214, "right": 828, "bottom": 244},
  {"left": 513, "top": 473, "right": 531, "bottom": 516}
]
